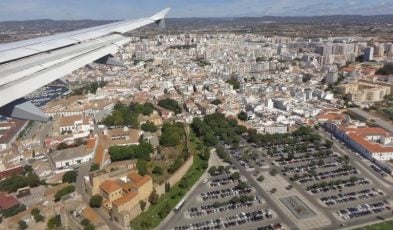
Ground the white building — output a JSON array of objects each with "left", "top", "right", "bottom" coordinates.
[{"left": 50, "top": 145, "right": 94, "bottom": 169}]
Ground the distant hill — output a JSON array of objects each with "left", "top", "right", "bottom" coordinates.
[{"left": 165, "top": 15, "right": 393, "bottom": 25}]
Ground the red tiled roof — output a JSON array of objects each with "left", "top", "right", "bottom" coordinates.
[
  {"left": 342, "top": 127, "right": 389, "bottom": 136},
  {"left": 100, "top": 180, "right": 122, "bottom": 194},
  {"left": 347, "top": 132, "right": 393, "bottom": 153},
  {"left": 112, "top": 191, "right": 137, "bottom": 207},
  {"left": 0, "top": 194, "right": 19, "bottom": 210},
  {"left": 316, "top": 113, "right": 344, "bottom": 121}
]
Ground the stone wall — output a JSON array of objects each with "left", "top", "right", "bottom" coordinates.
[{"left": 156, "top": 154, "right": 194, "bottom": 195}]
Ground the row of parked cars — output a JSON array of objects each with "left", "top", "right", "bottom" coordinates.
[
  {"left": 321, "top": 188, "right": 384, "bottom": 206},
  {"left": 308, "top": 178, "right": 370, "bottom": 194},
  {"left": 254, "top": 223, "right": 284, "bottom": 230},
  {"left": 209, "top": 176, "right": 234, "bottom": 187},
  {"left": 223, "top": 210, "right": 274, "bottom": 228},
  {"left": 337, "top": 200, "right": 390, "bottom": 220},
  {"left": 282, "top": 162, "right": 340, "bottom": 175},
  {"left": 175, "top": 210, "right": 274, "bottom": 230},
  {"left": 200, "top": 185, "right": 252, "bottom": 201},
  {"left": 188, "top": 197, "right": 262, "bottom": 217}
]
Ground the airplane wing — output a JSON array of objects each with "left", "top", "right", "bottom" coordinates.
[{"left": 0, "top": 8, "right": 170, "bottom": 122}]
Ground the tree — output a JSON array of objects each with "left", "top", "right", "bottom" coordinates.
[
  {"left": 24, "top": 165, "right": 33, "bottom": 173},
  {"left": 31, "top": 207, "right": 40, "bottom": 216},
  {"left": 90, "top": 163, "right": 99, "bottom": 172},
  {"left": 238, "top": 111, "right": 248, "bottom": 121},
  {"left": 62, "top": 171, "right": 78, "bottom": 183},
  {"left": 81, "top": 218, "right": 95, "bottom": 230},
  {"left": 137, "top": 159, "right": 148, "bottom": 176},
  {"left": 269, "top": 169, "right": 278, "bottom": 176},
  {"left": 148, "top": 189, "right": 159, "bottom": 205},
  {"left": 47, "top": 215, "right": 61, "bottom": 229},
  {"left": 34, "top": 214, "right": 44, "bottom": 222},
  {"left": 349, "top": 176, "right": 358, "bottom": 184},
  {"left": 89, "top": 195, "right": 103, "bottom": 208},
  {"left": 31, "top": 208, "right": 44, "bottom": 222},
  {"left": 208, "top": 166, "right": 217, "bottom": 175},
  {"left": 236, "top": 181, "right": 248, "bottom": 190},
  {"left": 226, "top": 77, "right": 240, "bottom": 90},
  {"left": 230, "top": 172, "right": 240, "bottom": 180},
  {"left": 211, "top": 99, "right": 222, "bottom": 105},
  {"left": 0, "top": 174, "right": 40, "bottom": 193},
  {"left": 293, "top": 174, "right": 300, "bottom": 181},
  {"left": 56, "top": 142, "right": 69, "bottom": 150},
  {"left": 84, "top": 224, "right": 95, "bottom": 230},
  {"left": 108, "top": 142, "right": 153, "bottom": 162},
  {"left": 141, "top": 122, "right": 158, "bottom": 132},
  {"left": 324, "top": 139, "right": 333, "bottom": 148},
  {"left": 81, "top": 218, "right": 91, "bottom": 227},
  {"left": 139, "top": 200, "right": 146, "bottom": 211},
  {"left": 158, "top": 98, "right": 182, "bottom": 114},
  {"left": 257, "top": 175, "right": 264, "bottom": 182},
  {"left": 152, "top": 166, "right": 163, "bottom": 175},
  {"left": 230, "top": 196, "right": 240, "bottom": 204},
  {"left": 2, "top": 204, "right": 26, "bottom": 218},
  {"left": 165, "top": 182, "right": 170, "bottom": 193},
  {"left": 18, "top": 220, "right": 28, "bottom": 230},
  {"left": 179, "top": 178, "right": 188, "bottom": 188},
  {"left": 54, "top": 185, "right": 75, "bottom": 202}
]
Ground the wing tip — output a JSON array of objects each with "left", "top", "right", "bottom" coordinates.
[{"left": 150, "top": 8, "right": 171, "bottom": 21}]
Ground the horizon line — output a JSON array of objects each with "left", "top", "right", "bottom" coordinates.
[{"left": 2, "top": 13, "right": 393, "bottom": 22}]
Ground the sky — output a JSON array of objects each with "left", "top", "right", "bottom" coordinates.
[{"left": 0, "top": 0, "right": 393, "bottom": 21}]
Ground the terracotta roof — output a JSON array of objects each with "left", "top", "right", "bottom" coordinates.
[
  {"left": 100, "top": 180, "right": 122, "bottom": 194},
  {"left": 128, "top": 172, "right": 142, "bottom": 182},
  {"left": 342, "top": 127, "right": 389, "bottom": 136},
  {"left": 347, "top": 132, "right": 393, "bottom": 153},
  {"left": 0, "top": 119, "right": 27, "bottom": 144},
  {"left": 86, "top": 138, "right": 96, "bottom": 149},
  {"left": 0, "top": 194, "right": 19, "bottom": 210},
  {"left": 316, "top": 113, "right": 344, "bottom": 121},
  {"left": 93, "top": 143, "right": 104, "bottom": 166},
  {"left": 127, "top": 172, "right": 151, "bottom": 188},
  {"left": 83, "top": 207, "right": 98, "bottom": 223},
  {"left": 112, "top": 191, "right": 138, "bottom": 207}
]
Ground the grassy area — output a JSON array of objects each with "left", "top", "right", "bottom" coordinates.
[
  {"left": 356, "top": 220, "right": 393, "bottom": 230},
  {"left": 130, "top": 133, "right": 207, "bottom": 230}
]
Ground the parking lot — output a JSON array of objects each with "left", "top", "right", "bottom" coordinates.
[
  {"left": 166, "top": 161, "right": 284, "bottom": 230},
  {"left": 228, "top": 129, "right": 393, "bottom": 229}
]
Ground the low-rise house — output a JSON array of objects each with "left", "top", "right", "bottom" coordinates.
[
  {"left": 57, "top": 115, "right": 93, "bottom": 135},
  {"left": 49, "top": 144, "right": 94, "bottom": 169},
  {"left": 104, "top": 127, "right": 141, "bottom": 146}
]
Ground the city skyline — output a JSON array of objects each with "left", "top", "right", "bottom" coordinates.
[{"left": 1, "top": 0, "right": 393, "bottom": 21}]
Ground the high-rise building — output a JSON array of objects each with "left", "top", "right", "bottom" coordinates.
[
  {"left": 374, "top": 44, "right": 385, "bottom": 57},
  {"left": 363, "top": 47, "right": 374, "bottom": 61},
  {"left": 385, "top": 43, "right": 393, "bottom": 55},
  {"left": 316, "top": 44, "right": 333, "bottom": 56}
]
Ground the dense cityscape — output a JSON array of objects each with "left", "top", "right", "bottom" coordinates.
[{"left": 1, "top": 3, "right": 393, "bottom": 230}]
